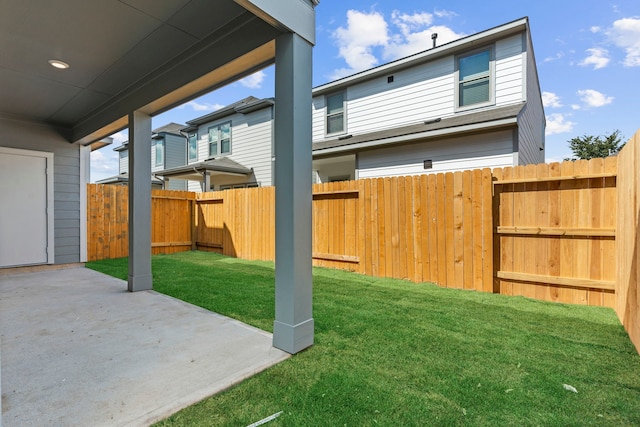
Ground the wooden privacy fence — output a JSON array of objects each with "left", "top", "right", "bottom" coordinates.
[{"left": 86, "top": 163, "right": 615, "bottom": 303}]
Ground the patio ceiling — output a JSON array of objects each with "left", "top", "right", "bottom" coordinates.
[{"left": 0, "top": 0, "right": 287, "bottom": 145}]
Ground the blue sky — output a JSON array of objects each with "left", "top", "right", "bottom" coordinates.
[{"left": 91, "top": 0, "right": 640, "bottom": 181}]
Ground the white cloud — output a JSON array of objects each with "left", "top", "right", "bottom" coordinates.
[
  {"left": 385, "top": 24, "right": 464, "bottom": 60},
  {"left": 578, "top": 47, "right": 610, "bottom": 69},
  {"left": 110, "top": 131, "right": 128, "bottom": 145},
  {"left": 590, "top": 26, "right": 602, "bottom": 33},
  {"left": 571, "top": 104, "right": 581, "bottom": 110},
  {"left": 90, "top": 147, "right": 119, "bottom": 182},
  {"left": 546, "top": 113, "right": 575, "bottom": 135},
  {"left": 331, "top": 10, "right": 389, "bottom": 78},
  {"left": 182, "top": 100, "right": 224, "bottom": 112},
  {"left": 607, "top": 17, "right": 640, "bottom": 66},
  {"left": 239, "top": 70, "right": 266, "bottom": 89},
  {"left": 434, "top": 9, "right": 457, "bottom": 19},
  {"left": 541, "top": 91, "right": 562, "bottom": 108},
  {"left": 544, "top": 51, "right": 565, "bottom": 62},
  {"left": 330, "top": 9, "right": 464, "bottom": 79},
  {"left": 577, "top": 89, "right": 614, "bottom": 107}
]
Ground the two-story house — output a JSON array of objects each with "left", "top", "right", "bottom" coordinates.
[
  {"left": 155, "top": 97, "right": 274, "bottom": 192},
  {"left": 311, "top": 16, "right": 544, "bottom": 182},
  {"left": 97, "top": 123, "right": 187, "bottom": 190}
]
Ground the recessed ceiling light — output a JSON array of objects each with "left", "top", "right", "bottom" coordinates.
[{"left": 48, "top": 59, "right": 70, "bottom": 69}]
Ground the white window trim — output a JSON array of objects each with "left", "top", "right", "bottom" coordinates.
[
  {"left": 155, "top": 139, "right": 164, "bottom": 166},
  {"left": 455, "top": 46, "right": 495, "bottom": 112},
  {"left": 188, "top": 132, "right": 198, "bottom": 163},
  {"left": 208, "top": 121, "right": 232, "bottom": 158},
  {"left": 325, "top": 91, "right": 347, "bottom": 137}
]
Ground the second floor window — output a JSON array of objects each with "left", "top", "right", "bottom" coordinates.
[
  {"left": 208, "top": 122, "right": 231, "bottom": 157},
  {"left": 188, "top": 133, "right": 198, "bottom": 162},
  {"left": 155, "top": 139, "right": 164, "bottom": 166},
  {"left": 457, "top": 48, "right": 492, "bottom": 108},
  {"left": 326, "top": 91, "right": 345, "bottom": 135}
]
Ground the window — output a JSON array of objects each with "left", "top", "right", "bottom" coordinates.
[
  {"left": 326, "top": 92, "right": 345, "bottom": 135},
  {"left": 155, "top": 139, "right": 164, "bottom": 166},
  {"left": 188, "top": 133, "right": 198, "bottom": 162},
  {"left": 457, "top": 48, "right": 492, "bottom": 108},
  {"left": 208, "top": 122, "right": 231, "bottom": 157}
]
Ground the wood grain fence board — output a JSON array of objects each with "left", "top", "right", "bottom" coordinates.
[
  {"left": 396, "top": 176, "right": 408, "bottom": 279},
  {"left": 472, "top": 169, "right": 483, "bottom": 291},
  {"left": 547, "top": 162, "right": 562, "bottom": 302},
  {"left": 357, "top": 179, "right": 367, "bottom": 275},
  {"left": 499, "top": 167, "right": 514, "bottom": 295},
  {"left": 444, "top": 172, "right": 455, "bottom": 287},
  {"left": 462, "top": 170, "right": 474, "bottom": 290},
  {"left": 602, "top": 156, "right": 617, "bottom": 308},
  {"left": 573, "top": 160, "right": 590, "bottom": 305},
  {"left": 558, "top": 161, "right": 576, "bottom": 303},
  {"left": 588, "top": 158, "right": 605, "bottom": 306},
  {"left": 534, "top": 162, "right": 550, "bottom": 302},
  {"left": 481, "top": 168, "right": 493, "bottom": 293},
  {"left": 427, "top": 174, "right": 439, "bottom": 284},
  {"left": 412, "top": 175, "right": 424, "bottom": 283}
]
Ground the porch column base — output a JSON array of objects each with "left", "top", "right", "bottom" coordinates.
[
  {"left": 273, "top": 318, "right": 314, "bottom": 354},
  {"left": 127, "top": 273, "right": 153, "bottom": 292}
]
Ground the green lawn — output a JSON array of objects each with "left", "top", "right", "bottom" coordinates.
[{"left": 87, "top": 251, "right": 640, "bottom": 426}]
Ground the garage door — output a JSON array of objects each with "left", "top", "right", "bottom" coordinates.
[{"left": 0, "top": 147, "right": 54, "bottom": 267}]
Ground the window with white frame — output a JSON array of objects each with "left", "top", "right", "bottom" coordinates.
[
  {"left": 155, "top": 139, "right": 164, "bottom": 166},
  {"left": 326, "top": 91, "right": 345, "bottom": 135},
  {"left": 457, "top": 48, "right": 492, "bottom": 108},
  {"left": 208, "top": 122, "right": 231, "bottom": 157},
  {"left": 188, "top": 132, "right": 198, "bottom": 162}
]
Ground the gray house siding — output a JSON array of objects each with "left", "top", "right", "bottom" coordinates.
[
  {"left": 193, "top": 106, "right": 273, "bottom": 190},
  {"left": 163, "top": 133, "right": 187, "bottom": 190},
  {"left": 119, "top": 149, "right": 128, "bottom": 174},
  {"left": 0, "top": 115, "right": 82, "bottom": 264},
  {"left": 517, "top": 31, "right": 545, "bottom": 165}
]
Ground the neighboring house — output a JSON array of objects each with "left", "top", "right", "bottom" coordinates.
[
  {"left": 155, "top": 97, "right": 274, "bottom": 192},
  {"left": 311, "top": 16, "right": 545, "bottom": 182},
  {"left": 97, "top": 123, "right": 186, "bottom": 190}
]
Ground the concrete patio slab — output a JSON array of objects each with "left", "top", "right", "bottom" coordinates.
[{"left": 0, "top": 267, "right": 289, "bottom": 426}]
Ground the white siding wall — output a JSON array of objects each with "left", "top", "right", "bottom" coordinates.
[
  {"left": 0, "top": 116, "right": 82, "bottom": 264},
  {"left": 357, "top": 130, "right": 514, "bottom": 179},
  {"left": 119, "top": 149, "right": 128, "bottom": 174},
  {"left": 195, "top": 107, "right": 273, "bottom": 187},
  {"left": 312, "top": 33, "right": 527, "bottom": 144},
  {"left": 517, "top": 32, "right": 545, "bottom": 165},
  {"left": 313, "top": 57, "right": 455, "bottom": 141},
  {"left": 494, "top": 34, "right": 525, "bottom": 106}
]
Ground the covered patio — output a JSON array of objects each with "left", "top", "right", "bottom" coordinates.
[{"left": 1, "top": 0, "right": 318, "bottom": 424}]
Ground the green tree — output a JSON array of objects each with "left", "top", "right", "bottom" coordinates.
[{"left": 566, "top": 129, "right": 625, "bottom": 160}]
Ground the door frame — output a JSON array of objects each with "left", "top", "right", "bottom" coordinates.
[{"left": 0, "top": 146, "right": 54, "bottom": 265}]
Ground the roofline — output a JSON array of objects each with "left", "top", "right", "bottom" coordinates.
[
  {"left": 312, "top": 117, "right": 518, "bottom": 157},
  {"left": 313, "top": 17, "right": 529, "bottom": 96},
  {"left": 182, "top": 97, "right": 274, "bottom": 131}
]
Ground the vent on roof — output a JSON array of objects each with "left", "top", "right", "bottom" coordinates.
[
  {"left": 387, "top": 75, "right": 394, "bottom": 83},
  {"left": 423, "top": 160, "right": 433, "bottom": 169}
]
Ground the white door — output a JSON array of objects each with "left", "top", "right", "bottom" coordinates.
[{"left": 0, "top": 148, "right": 53, "bottom": 267}]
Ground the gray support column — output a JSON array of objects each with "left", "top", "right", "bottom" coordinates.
[
  {"left": 273, "top": 32, "right": 314, "bottom": 354},
  {"left": 202, "top": 171, "right": 210, "bottom": 192},
  {"left": 128, "top": 111, "right": 153, "bottom": 292}
]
